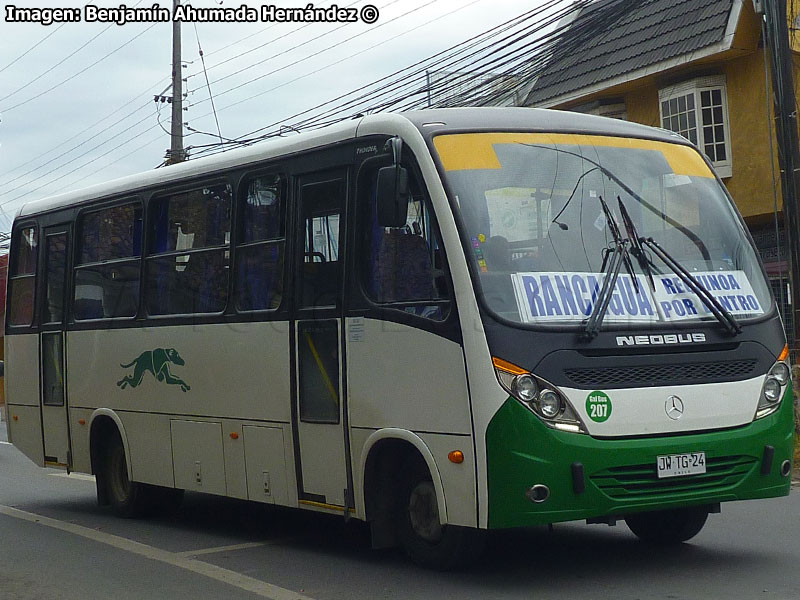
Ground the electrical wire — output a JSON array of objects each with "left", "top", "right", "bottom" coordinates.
[
  {"left": 3, "top": 0, "right": 621, "bottom": 208},
  {"left": 187, "top": 0, "right": 490, "bottom": 134},
  {"left": 1, "top": 122, "right": 163, "bottom": 206},
  {"left": 186, "top": 0, "right": 366, "bottom": 79},
  {"left": 0, "top": 111, "right": 157, "bottom": 199},
  {"left": 191, "top": 0, "right": 582, "bottom": 156},
  {"left": 1, "top": 22, "right": 159, "bottom": 114},
  {"left": 194, "top": 0, "right": 562, "bottom": 151},
  {"left": 0, "top": 23, "right": 66, "bottom": 75},
  {"left": 0, "top": 0, "right": 147, "bottom": 109},
  {"left": 192, "top": 23, "right": 223, "bottom": 144},
  {"left": 190, "top": 0, "right": 428, "bottom": 102},
  {"left": 0, "top": 78, "right": 169, "bottom": 183}
]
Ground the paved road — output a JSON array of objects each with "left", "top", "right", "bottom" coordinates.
[{"left": 1, "top": 423, "right": 799, "bottom": 599}]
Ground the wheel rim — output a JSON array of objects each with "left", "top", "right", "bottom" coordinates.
[
  {"left": 109, "top": 446, "right": 131, "bottom": 502},
  {"left": 407, "top": 481, "right": 443, "bottom": 543}
]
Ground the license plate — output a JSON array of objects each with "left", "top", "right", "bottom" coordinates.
[{"left": 656, "top": 452, "right": 706, "bottom": 479}]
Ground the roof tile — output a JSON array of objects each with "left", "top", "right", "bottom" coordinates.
[{"left": 526, "top": 0, "right": 733, "bottom": 105}]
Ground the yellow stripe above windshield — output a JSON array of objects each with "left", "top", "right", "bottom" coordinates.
[{"left": 432, "top": 132, "right": 714, "bottom": 178}]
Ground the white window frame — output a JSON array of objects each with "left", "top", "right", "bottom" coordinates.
[{"left": 658, "top": 75, "right": 732, "bottom": 178}]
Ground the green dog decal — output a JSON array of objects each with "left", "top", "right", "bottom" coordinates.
[{"left": 117, "top": 348, "right": 191, "bottom": 393}]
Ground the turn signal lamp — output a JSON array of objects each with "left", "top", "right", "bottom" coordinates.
[{"left": 448, "top": 451, "right": 464, "bottom": 464}]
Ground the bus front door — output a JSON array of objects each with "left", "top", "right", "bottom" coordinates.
[
  {"left": 291, "top": 170, "right": 351, "bottom": 509},
  {"left": 39, "top": 225, "right": 71, "bottom": 467}
]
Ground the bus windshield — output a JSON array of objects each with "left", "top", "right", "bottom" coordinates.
[{"left": 434, "top": 132, "right": 773, "bottom": 328}]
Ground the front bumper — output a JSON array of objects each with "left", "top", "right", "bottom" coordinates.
[{"left": 485, "top": 385, "right": 795, "bottom": 529}]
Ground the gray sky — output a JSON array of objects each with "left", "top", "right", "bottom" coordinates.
[{"left": 0, "top": 0, "right": 541, "bottom": 231}]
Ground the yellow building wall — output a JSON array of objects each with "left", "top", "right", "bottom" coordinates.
[
  {"left": 723, "top": 50, "right": 782, "bottom": 219},
  {"left": 610, "top": 52, "right": 782, "bottom": 221}
]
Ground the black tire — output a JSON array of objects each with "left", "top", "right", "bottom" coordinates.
[
  {"left": 397, "top": 462, "right": 485, "bottom": 570},
  {"left": 104, "top": 432, "right": 157, "bottom": 518},
  {"left": 625, "top": 506, "right": 709, "bottom": 544}
]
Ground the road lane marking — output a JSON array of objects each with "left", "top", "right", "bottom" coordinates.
[
  {"left": 49, "top": 472, "right": 96, "bottom": 481},
  {"left": 0, "top": 441, "right": 11, "bottom": 445},
  {"left": 0, "top": 505, "right": 314, "bottom": 600},
  {"left": 177, "top": 542, "right": 265, "bottom": 557}
]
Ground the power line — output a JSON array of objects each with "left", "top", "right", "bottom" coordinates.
[
  {"left": 200, "top": 0, "right": 568, "bottom": 151},
  {"left": 186, "top": 0, "right": 366, "bottom": 80},
  {"left": 188, "top": 0, "right": 625, "bottom": 162},
  {"left": 1, "top": 121, "right": 162, "bottom": 207},
  {"left": 187, "top": 0, "right": 437, "bottom": 107},
  {"left": 187, "top": 0, "right": 492, "bottom": 139},
  {"left": 0, "top": 23, "right": 116, "bottom": 107},
  {"left": 4, "top": 0, "right": 596, "bottom": 209},
  {"left": 1, "top": 23, "right": 159, "bottom": 113},
  {"left": 0, "top": 110, "right": 157, "bottom": 199},
  {"left": 192, "top": 23, "right": 223, "bottom": 144},
  {"left": 0, "top": 78, "right": 170, "bottom": 183},
  {"left": 0, "top": 23, "right": 66, "bottom": 75}
]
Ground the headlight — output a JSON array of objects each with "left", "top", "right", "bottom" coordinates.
[
  {"left": 538, "top": 390, "right": 562, "bottom": 418},
  {"left": 492, "top": 357, "right": 586, "bottom": 433},
  {"left": 755, "top": 346, "right": 791, "bottom": 420},
  {"left": 763, "top": 377, "right": 782, "bottom": 403},
  {"left": 769, "top": 362, "right": 790, "bottom": 385},
  {"left": 512, "top": 375, "right": 538, "bottom": 403}
]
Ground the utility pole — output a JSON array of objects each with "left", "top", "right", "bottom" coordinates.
[
  {"left": 168, "top": 0, "right": 185, "bottom": 164},
  {"left": 764, "top": 0, "right": 800, "bottom": 356}
]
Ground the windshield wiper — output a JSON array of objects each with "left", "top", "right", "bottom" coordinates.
[
  {"left": 583, "top": 196, "right": 636, "bottom": 340},
  {"left": 617, "top": 196, "right": 656, "bottom": 291},
  {"left": 642, "top": 237, "right": 742, "bottom": 336}
]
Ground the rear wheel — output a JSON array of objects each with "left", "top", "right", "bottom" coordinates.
[
  {"left": 625, "top": 506, "right": 709, "bottom": 544},
  {"left": 397, "top": 462, "right": 485, "bottom": 570}
]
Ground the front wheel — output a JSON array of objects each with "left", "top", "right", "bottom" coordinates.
[
  {"left": 104, "top": 433, "right": 158, "bottom": 518},
  {"left": 625, "top": 506, "right": 709, "bottom": 544},
  {"left": 397, "top": 464, "right": 485, "bottom": 570}
]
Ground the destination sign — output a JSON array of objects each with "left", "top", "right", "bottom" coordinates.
[{"left": 510, "top": 270, "right": 763, "bottom": 323}]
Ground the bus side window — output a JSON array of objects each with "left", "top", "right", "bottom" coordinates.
[
  {"left": 145, "top": 183, "right": 232, "bottom": 316},
  {"left": 8, "top": 225, "right": 38, "bottom": 326},
  {"left": 74, "top": 202, "right": 142, "bottom": 320},
  {"left": 361, "top": 167, "right": 451, "bottom": 321},
  {"left": 235, "top": 174, "right": 286, "bottom": 312}
]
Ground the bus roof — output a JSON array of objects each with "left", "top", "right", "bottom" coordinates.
[{"left": 14, "top": 107, "right": 686, "bottom": 220}]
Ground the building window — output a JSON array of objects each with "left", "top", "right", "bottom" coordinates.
[{"left": 659, "top": 76, "right": 732, "bottom": 178}]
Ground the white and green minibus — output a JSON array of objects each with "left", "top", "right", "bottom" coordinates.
[{"left": 5, "top": 108, "right": 794, "bottom": 568}]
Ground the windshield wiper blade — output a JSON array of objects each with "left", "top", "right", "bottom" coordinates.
[
  {"left": 583, "top": 240, "right": 628, "bottom": 340},
  {"left": 617, "top": 196, "right": 656, "bottom": 292},
  {"left": 642, "top": 237, "right": 742, "bottom": 336},
  {"left": 583, "top": 196, "right": 640, "bottom": 340},
  {"left": 599, "top": 195, "right": 640, "bottom": 294}
]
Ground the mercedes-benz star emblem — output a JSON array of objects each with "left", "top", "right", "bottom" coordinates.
[{"left": 665, "top": 395, "right": 684, "bottom": 420}]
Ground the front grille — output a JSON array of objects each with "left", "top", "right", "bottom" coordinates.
[
  {"left": 590, "top": 455, "right": 757, "bottom": 500},
  {"left": 564, "top": 359, "right": 757, "bottom": 388}
]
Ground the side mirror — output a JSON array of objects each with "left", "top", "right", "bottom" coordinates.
[
  {"left": 376, "top": 164, "right": 409, "bottom": 227},
  {"left": 376, "top": 136, "right": 410, "bottom": 227}
]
